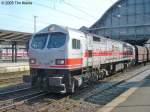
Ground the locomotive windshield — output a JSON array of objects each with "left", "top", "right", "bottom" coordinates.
[
  {"left": 31, "top": 34, "right": 48, "bottom": 49},
  {"left": 47, "top": 32, "right": 66, "bottom": 48}
]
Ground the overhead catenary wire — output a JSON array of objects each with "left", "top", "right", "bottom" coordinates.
[
  {"left": 0, "top": 15, "right": 32, "bottom": 28},
  {"left": 0, "top": 13, "right": 49, "bottom": 25},
  {"left": 0, "top": 13, "right": 47, "bottom": 32},
  {"left": 0, "top": 1, "right": 102, "bottom": 29},
  {"left": 62, "top": 1, "right": 97, "bottom": 19},
  {"left": 40, "top": 0, "right": 97, "bottom": 20},
  {"left": 33, "top": 1, "right": 91, "bottom": 22},
  {"left": 0, "top": 23, "right": 34, "bottom": 31},
  {"left": 49, "top": 0, "right": 93, "bottom": 12}
]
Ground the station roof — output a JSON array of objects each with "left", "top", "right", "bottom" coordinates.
[
  {"left": 90, "top": 0, "right": 150, "bottom": 45},
  {"left": 0, "top": 29, "right": 32, "bottom": 44}
]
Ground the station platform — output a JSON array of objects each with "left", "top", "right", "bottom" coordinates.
[
  {"left": 97, "top": 68, "right": 150, "bottom": 112},
  {"left": 111, "top": 75, "right": 150, "bottom": 112},
  {"left": 0, "top": 62, "right": 29, "bottom": 74}
]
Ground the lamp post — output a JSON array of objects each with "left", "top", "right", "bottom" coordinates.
[{"left": 34, "top": 16, "right": 37, "bottom": 33}]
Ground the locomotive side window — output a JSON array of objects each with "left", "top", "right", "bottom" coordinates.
[
  {"left": 93, "top": 36, "right": 100, "bottom": 42},
  {"left": 72, "top": 39, "right": 80, "bottom": 49},
  {"left": 77, "top": 40, "right": 80, "bottom": 49},
  {"left": 31, "top": 34, "right": 48, "bottom": 49},
  {"left": 47, "top": 32, "right": 66, "bottom": 48},
  {"left": 72, "top": 39, "right": 76, "bottom": 49}
]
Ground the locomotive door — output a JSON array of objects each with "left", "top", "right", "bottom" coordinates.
[{"left": 86, "top": 35, "right": 93, "bottom": 67}]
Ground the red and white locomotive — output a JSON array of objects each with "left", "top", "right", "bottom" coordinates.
[{"left": 28, "top": 24, "right": 148, "bottom": 93}]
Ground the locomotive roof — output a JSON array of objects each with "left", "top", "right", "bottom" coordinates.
[
  {"left": 36, "top": 24, "right": 132, "bottom": 46},
  {"left": 37, "top": 24, "right": 84, "bottom": 34}
]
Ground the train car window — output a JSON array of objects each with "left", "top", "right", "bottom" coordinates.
[
  {"left": 93, "top": 36, "right": 100, "bottom": 42},
  {"left": 72, "top": 39, "right": 80, "bottom": 49},
  {"left": 77, "top": 40, "right": 80, "bottom": 49},
  {"left": 47, "top": 32, "right": 66, "bottom": 48},
  {"left": 31, "top": 34, "right": 48, "bottom": 49}
]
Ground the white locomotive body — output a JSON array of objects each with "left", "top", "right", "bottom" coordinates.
[{"left": 28, "top": 24, "right": 135, "bottom": 93}]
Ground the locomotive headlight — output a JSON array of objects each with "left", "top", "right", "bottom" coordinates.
[
  {"left": 30, "top": 58, "right": 36, "bottom": 64},
  {"left": 56, "top": 59, "right": 65, "bottom": 65}
]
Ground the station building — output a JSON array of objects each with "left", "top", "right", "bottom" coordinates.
[{"left": 90, "top": 0, "right": 150, "bottom": 45}]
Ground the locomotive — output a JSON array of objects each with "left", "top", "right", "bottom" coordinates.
[{"left": 28, "top": 24, "right": 150, "bottom": 93}]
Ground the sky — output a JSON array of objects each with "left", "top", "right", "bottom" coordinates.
[{"left": 0, "top": 0, "right": 118, "bottom": 33}]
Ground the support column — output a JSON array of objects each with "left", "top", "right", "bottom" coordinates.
[
  {"left": 14, "top": 41, "right": 17, "bottom": 62},
  {"left": 11, "top": 41, "right": 17, "bottom": 62},
  {"left": 12, "top": 42, "right": 14, "bottom": 62}
]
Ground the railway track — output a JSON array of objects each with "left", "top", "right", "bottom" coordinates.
[
  {"left": 0, "top": 70, "right": 29, "bottom": 86},
  {"left": 0, "top": 86, "right": 31, "bottom": 96},
  {"left": 0, "top": 88, "right": 47, "bottom": 112},
  {"left": 1, "top": 64, "right": 150, "bottom": 112},
  {"left": 37, "top": 65, "right": 150, "bottom": 112},
  {"left": 0, "top": 85, "right": 46, "bottom": 101},
  {"left": 0, "top": 77, "right": 23, "bottom": 85},
  {"left": 38, "top": 97, "right": 98, "bottom": 112}
]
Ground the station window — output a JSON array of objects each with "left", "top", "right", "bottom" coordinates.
[{"left": 72, "top": 39, "right": 80, "bottom": 49}]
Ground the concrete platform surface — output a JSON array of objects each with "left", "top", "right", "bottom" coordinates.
[
  {"left": 111, "top": 76, "right": 150, "bottom": 112},
  {"left": 96, "top": 67, "right": 150, "bottom": 112},
  {"left": 0, "top": 62, "right": 29, "bottom": 73}
]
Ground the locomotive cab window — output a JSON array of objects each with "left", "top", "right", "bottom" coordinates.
[
  {"left": 72, "top": 39, "right": 80, "bottom": 49},
  {"left": 47, "top": 32, "right": 66, "bottom": 48},
  {"left": 31, "top": 34, "right": 48, "bottom": 49}
]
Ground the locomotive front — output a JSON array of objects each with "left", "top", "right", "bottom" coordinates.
[{"left": 28, "top": 25, "right": 72, "bottom": 93}]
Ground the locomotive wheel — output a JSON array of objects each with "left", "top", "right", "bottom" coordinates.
[
  {"left": 93, "top": 72, "right": 98, "bottom": 81},
  {"left": 68, "top": 79, "right": 79, "bottom": 94},
  {"left": 71, "top": 81, "right": 75, "bottom": 93},
  {"left": 96, "top": 69, "right": 101, "bottom": 80},
  {"left": 98, "top": 70, "right": 106, "bottom": 80},
  {"left": 97, "top": 70, "right": 101, "bottom": 80},
  {"left": 31, "top": 75, "right": 43, "bottom": 88},
  {"left": 100, "top": 73, "right": 104, "bottom": 80},
  {"left": 95, "top": 71, "right": 99, "bottom": 81},
  {"left": 31, "top": 75, "right": 37, "bottom": 87},
  {"left": 37, "top": 77, "right": 43, "bottom": 86}
]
